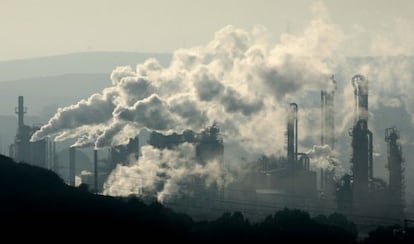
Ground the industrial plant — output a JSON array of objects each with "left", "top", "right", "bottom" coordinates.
[
  {"left": 6, "top": 73, "right": 408, "bottom": 229},
  {"left": 8, "top": 96, "right": 55, "bottom": 170}
]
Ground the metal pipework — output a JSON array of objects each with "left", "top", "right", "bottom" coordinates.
[
  {"left": 297, "top": 153, "right": 310, "bottom": 171},
  {"left": 385, "top": 127, "right": 404, "bottom": 215},
  {"left": 352, "top": 74, "right": 369, "bottom": 124},
  {"left": 287, "top": 103, "right": 298, "bottom": 167},
  {"left": 368, "top": 130, "right": 373, "bottom": 180},
  {"left": 350, "top": 74, "right": 373, "bottom": 201},
  {"left": 94, "top": 149, "right": 98, "bottom": 194},
  {"left": 321, "top": 75, "right": 337, "bottom": 149},
  {"left": 69, "top": 147, "right": 76, "bottom": 186}
]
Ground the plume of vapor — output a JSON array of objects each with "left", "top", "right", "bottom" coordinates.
[
  {"left": 31, "top": 20, "right": 341, "bottom": 157},
  {"left": 31, "top": 2, "right": 349, "bottom": 199},
  {"left": 306, "top": 144, "right": 338, "bottom": 170},
  {"left": 103, "top": 144, "right": 230, "bottom": 202}
]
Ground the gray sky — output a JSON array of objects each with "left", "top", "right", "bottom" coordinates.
[{"left": 1, "top": 0, "right": 414, "bottom": 60}]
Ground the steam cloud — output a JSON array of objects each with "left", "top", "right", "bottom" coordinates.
[
  {"left": 104, "top": 144, "right": 230, "bottom": 202},
  {"left": 30, "top": 2, "right": 414, "bottom": 200},
  {"left": 31, "top": 19, "right": 340, "bottom": 152}
]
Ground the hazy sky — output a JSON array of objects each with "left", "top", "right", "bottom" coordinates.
[{"left": 1, "top": 0, "right": 414, "bottom": 60}]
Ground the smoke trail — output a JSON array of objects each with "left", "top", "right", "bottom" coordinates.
[
  {"left": 104, "top": 144, "right": 230, "bottom": 202},
  {"left": 31, "top": 2, "right": 345, "bottom": 199},
  {"left": 306, "top": 145, "right": 338, "bottom": 171},
  {"left": 31, "top": 22, "right": 341, "bottom": 154}
]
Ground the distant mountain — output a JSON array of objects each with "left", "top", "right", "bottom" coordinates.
[
  {"left": 0, "top": 73, "right": 110, "bottom": 152},
  {"left": 0, "top": 51, "right": 172, "bottom": 82},
  {"left": 0, "top": 73, "right": 110, "bottom": 116}
]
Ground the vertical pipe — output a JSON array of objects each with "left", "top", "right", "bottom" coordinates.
[
  {"left": 288, "top": 103, "right": 298, "bottom": 169},
  {"left": 321, "top": 91, "right": 325, "bottom": 145},
  {"left": 368, "top": 130, "right": 373, "bottom": 180},
  {"left": 17, "top": 96, "right": 24, "bottom": 131},
  {"left": 305, "top": 157, "right": 309, "bottom": 170},
  {"left": 69, "top": 147, "right": 76, "bottom": 186},
  {"left": 287, "top": 104, "right": 295, "bottom": 169},
  {"left": 320, "top": 168, "right": 324, "bottom": 190},
  {"left": 295, "top": 108, "right": 298, "bottom": 163},
  {"left": 94, "top": 149, "right": 98, "bottom": 194},
  {"left": 47, "top": 139, "right": 52, "bottom": 170},
  {"left": 353, "top": 84, "right": 358, "bottom": 124},
  {"left": 53, "top": 141, "right": 56, "bottom": 171},
  {"left": 331, "top": 89, "right": 335, "bottom": 150}
]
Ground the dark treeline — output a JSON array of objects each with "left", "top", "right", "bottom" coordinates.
[{"left": 0, "top": 154, "right": 412, "bottom": 243}]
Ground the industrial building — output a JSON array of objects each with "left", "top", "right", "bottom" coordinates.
[
  {"left": 320, "top": 76, "right": 337, "bottom": 196},
  {"left": 8, "top": 96, "right": 55, "bottom": 169},
  {"left": 224, "top": 102, "right": 320, "bottom": 219},
  {"left": 148, "top": 124, "right": 224, "bottom": 162},
  {"left": 248, "top": 102, "right": 317, "bottom": 198},
  {"left": 108, "top": 136, "right": 139, "bottom": 169},
  {"left": 336, "top": 75, "right": 406, "bottom": 225},
  {"left": 6, "top": 72, "right": 409, "bottom": 227},
  {"left": 70, "top": 136, "right": 140, "bottom": 192}
]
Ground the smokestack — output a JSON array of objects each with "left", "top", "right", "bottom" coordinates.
[
  {"left": 352, "top": 75, "right": 369, "bottom": 124},
  {"left": 385, "top": 127, "right": 404, "bottom": 218},
  {"left": 321, "top": 75, "right": 336, "bottom": 150},
  {"left": 321, "top": 91, "right": 325, "bottom": 146},
  {"left": 69, "top": 147, "right": 76, "bottom": 186},
  {"left": 320, "top": 168, "right": 325, "bottom": 190},
  {"left": 15, "top": 96, "right": 26, "bottom": 132},
  {"left": 350, "top": 74, "right": 373, "bottom": 207},
  {"left": 287, "top": 103, "right": 298, "bottom": 169},
  {"left": 52, "top": 142, "right": 60, "bottom": 174},
  {"left": 94, "top": 149, "right": 98, "bottom": 194}
]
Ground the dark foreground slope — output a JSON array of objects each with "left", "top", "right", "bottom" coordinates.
[
  {"left": 4, "top": 154, "right": 407, "bottom": 243},
  {"left": 0, "top": 155, "right": 191, "bottom": 240}
]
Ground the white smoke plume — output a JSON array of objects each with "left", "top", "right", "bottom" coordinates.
[
  {"left": 30, "top": 2, "right": 383, "bottom": 200},
  {"left": 31, "top": 18, "right": 341, "bottom": 155},
  {"left": 104, "top": 144, "right": 230, "bottom": 202},
  {"left": 29, "top": 2, "right": 345, "bottom": 200},
  {"left": 306, "top": 145, "right": 338, "bottom": 171}
]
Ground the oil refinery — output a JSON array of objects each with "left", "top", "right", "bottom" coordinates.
[{"left": 7, "top": 73, "right": 409, "bottom": 229}]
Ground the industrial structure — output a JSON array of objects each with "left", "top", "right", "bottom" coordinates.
[
  {"left": 321, "top": 75, "right": 336, "bottom": 149},
  {"left": 286, "top": 103, "right": 298, "bottom": 167},
  {"left": 349, "top": 74, "right": 374, "bottom": 209},
  {"left": 6, "top": 71, "right": 409, "bottom": 228},
  {"left": 69, "top": 147, "right": 76, "bottom": 186},
  {"left": 145, "top": 124, "right": 224, "bottom": 206},
  {"left": 320, "top": 76, "right": 337, "bottom": 196},
  {"left": 148, "top": 124, "right": 224, "bottom": 162},
  {"left": 285, "top": 103, "right": 317, "bottom": 196},
  {"left": 78, "top": 148, "right": 107, "bottom": 193},
  {"left": 108, "top": 136, "right": 139, "bottom": 169},
  {"left": 335, "top": 74, "right": 407, "bottom": 224},
  {"left": 224, "top": 102, "right": 318, "bottom": 216},
  {"left": 9, "top": 96, "right": 55, "bottom": 169},
  {"left": 385, "top": 127, "right": 405, "bottom": 219}
]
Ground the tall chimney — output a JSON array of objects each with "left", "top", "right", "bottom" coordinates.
[
  {"left": 94, "top": 149, "right": 98, "bottom": 194},
  {"left": 16, "top": 96, "right": 26, "bottom": 132},
  {"left": 321, "top": 75, "right": 336, "bottom": 150},
  {"left": 287, "top": 103, "right": 298, "bottom": 169},
  {"left": 69, "top": 147, "right": 76, "bottom": 186}
]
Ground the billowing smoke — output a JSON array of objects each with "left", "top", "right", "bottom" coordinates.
[
  {"left": 104, "top": 144, "right": 230, "bottom": 202},
  {"left": 32, "top": 3, "right": 414, "bottom": 200},
  {"left": 32, "top": 20, "right": 340, "bottom": 152},
  {"left": 306, "top": 145, "right": 338, "bottom": 171},
  {"left": 30, "top": 2, "right": 353, "bottom": 200}
]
